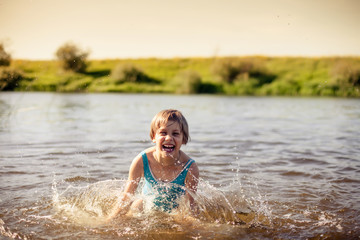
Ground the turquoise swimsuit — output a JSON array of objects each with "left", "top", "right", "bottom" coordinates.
[{"left": 141, "top": 151, "right": 195, "bottom": 212}]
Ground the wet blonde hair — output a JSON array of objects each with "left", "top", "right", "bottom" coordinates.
[{"left": 150, "top": 109, "right": 190, "bottom": 144}]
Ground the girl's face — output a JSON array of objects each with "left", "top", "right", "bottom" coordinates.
[{"left": 153, "top": 121, "right": 184, "bottom": 158}]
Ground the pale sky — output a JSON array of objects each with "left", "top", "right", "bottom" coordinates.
[{"left": 1, "top": 0, "right": 360, "bottom": 60}]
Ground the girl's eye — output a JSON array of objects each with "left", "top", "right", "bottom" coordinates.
[
  {"left": 173, "top": 132, "right": 180, "bottom": 136},
  {"left": 160, "top": 132, "right": 166, "bottom": 136}
]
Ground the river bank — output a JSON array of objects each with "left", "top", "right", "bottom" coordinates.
[{"left": 2, "top": 56, "right": 360, "bottom": 97}]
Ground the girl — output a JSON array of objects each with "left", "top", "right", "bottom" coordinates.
[{"left": 109, "top": 109, "right": 199, "bottom": 218}]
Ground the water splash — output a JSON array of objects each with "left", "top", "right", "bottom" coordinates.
[
  {"left": 50, "top": 176, "right": 272, "bottom": 238},
  {"left": 52, "top": 179, "right": 125, "bottom": 226}
]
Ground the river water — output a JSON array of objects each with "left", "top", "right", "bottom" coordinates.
[{"left": 0, "top": 92, "right": 359, "bottom": 239}]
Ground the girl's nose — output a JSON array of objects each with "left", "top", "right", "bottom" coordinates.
[{"left": 165, "top": 134, "right": 172, "bottom": 140}]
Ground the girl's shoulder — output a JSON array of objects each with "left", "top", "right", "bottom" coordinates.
[
  {"left": 143, "top": 146, "right": 156, "bottom": 155},
  {"left": 132, "top": 147, "right": 156, "bottom": 166},
  {"left": 180, "top": 151, "right": 193, "bottom": 163},
  {"left": 128, "top": 152, "right": 146, "bottom": 178}
]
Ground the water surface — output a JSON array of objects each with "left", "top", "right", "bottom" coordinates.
[{"left": 1, "top": 92, "right": 359, "bottom": 239}]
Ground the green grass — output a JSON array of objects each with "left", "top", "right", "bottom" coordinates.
[{"left": 4, "top": 56, "right": 360, "bottom": 97}]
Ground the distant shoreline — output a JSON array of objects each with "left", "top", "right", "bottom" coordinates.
[{"left": 2, "top": 56, "right": 360, "bottom": 97}]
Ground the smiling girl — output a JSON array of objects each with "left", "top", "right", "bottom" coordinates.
[{"left": 109, "top": 109, "right": 199, "bottom": 218}]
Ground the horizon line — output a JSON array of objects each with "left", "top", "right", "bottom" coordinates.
[{"left": 11, "top": 54, "right": 360, "bottom": 61}]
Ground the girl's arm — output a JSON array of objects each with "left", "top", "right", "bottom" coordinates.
[
  {"left": 124, "top": 154, "right": 144, "bottom": 195},
  {"left": 107, "top": 154, "right": 144, "bottom": 220},
  {"left": 185, "top": 162, "right": 200, "bottom": 214}
]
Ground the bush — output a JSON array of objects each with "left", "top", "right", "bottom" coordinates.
[
  {"left": 211, "top": 58, "right": 250, "bottom": 83},
  {"left": 211, "top": 57, "right": 271, "bottom": 84},
  {"left": 172, "top": 70, "right": 202, "bottom": 94},
  {"left": 331, "top": 59, "right": 360, "bottom": 87},
  {"left": 229, "top": 78, "right": 258, "bottom": 95},
  {"left": 0, "top": 43, "right": 11, "bottom": 66},
  {"left": 111, "top": 63, "right": 156, "bottom": 83},
  {"left": 55, "top": 42, "right": 89, "bottom": 73},
  {"left": 0, "top": 67, "right": 23, "bottom": 91}
]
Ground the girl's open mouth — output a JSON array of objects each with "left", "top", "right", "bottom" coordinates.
[{"left": 162, "top": 144, "right": 175, "bottom": 152}]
